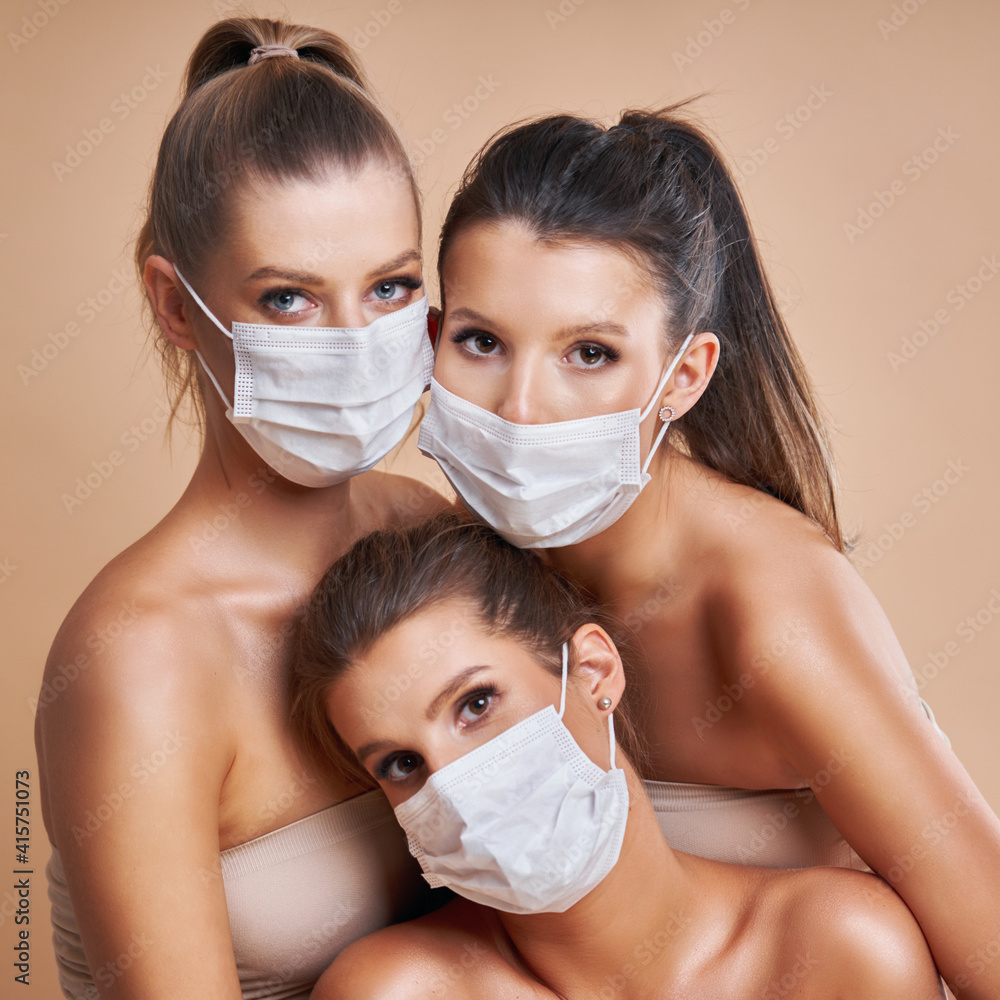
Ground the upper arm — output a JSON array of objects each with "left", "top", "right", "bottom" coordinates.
[
  {"left": 726, "top": 544, "right": 1000, "bottom": 996},
  {"left": 313, "top": 930, "right": 448, "bottom": 1000},
  {"left": 809, "top": 874, "right": 944, "bottom": 999},
  {"left": 37, "top": 607, "right": 243, "bottom": 999}
]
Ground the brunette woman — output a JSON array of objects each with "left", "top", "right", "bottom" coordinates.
[{"left": 416, "top": 108, "right": 1000, "bottom": 998}]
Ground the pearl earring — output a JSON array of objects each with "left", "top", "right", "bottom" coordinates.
[
  {"left": 598, "top": 696, "right": 612, "bottom": 710},
  {"left": 658, "top": 404, "right": 675, "bottom": 423}
]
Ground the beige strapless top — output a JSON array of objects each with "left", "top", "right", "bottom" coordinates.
[
  {"left": 643, "top": 697, "right": 949, "bottom": 870},
  {"left": 46, "top": 790, "right": 426, "bottom": 999}
]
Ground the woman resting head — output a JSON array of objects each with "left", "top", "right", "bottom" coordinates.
[{"left": 291, "top": 514, "right": 942, "bottom": 1000}]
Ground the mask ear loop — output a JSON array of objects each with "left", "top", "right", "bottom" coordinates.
[
  {"left": 173, "top": 266, "right": 237, "bottom": 411},
  {"left": 173, "top": 266, "right": 234, "bottom": 340},
  {"left": 558, "top": 642, "right": 568, "bottom": 718},
  {"left": 639, "top": 332, "right": 695, "bottom": 476}
]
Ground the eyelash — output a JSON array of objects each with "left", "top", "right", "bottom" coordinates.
[
  {"left": 449, "top": 328, "right": 622, "bottom": 367},
  {"left": 457, "top": 683, "right": 499, "bottom": 726},
  {"left": 256, "top": 276, "right": 424, "bottom": 317},
  {"left": 370, "top": 683, "right": 500, "bottom": 783}
]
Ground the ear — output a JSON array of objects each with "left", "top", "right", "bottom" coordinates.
[
  {"left": 569, "top": 623, "right": 626, "bottom": 714},
  {"left": 143, "top": 255, "right": 199, "bottom": 350},
  {"left": 660, "top": 331, "right": 720, "bottom": 419}
]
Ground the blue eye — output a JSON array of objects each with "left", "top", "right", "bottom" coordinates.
[
  {"left": 261, "top": 289, "right": 311, "bottom": 315},
  {"left": 370, "top": 276, "right": 423, "bottom": 303}
]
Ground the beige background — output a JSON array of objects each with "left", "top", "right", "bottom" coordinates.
[{"left": 2, "top": 0, "right": 997, "bottom": 992}]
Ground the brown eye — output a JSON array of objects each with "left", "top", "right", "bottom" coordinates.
[
  {"left": 378, "top": 752, "right": 423, "bottom": 782},
  {"left": 567, "top": 343, "right": 616, "bottom": 368},
  {"left": 458, "top": 687, "right": 496, "bottom": 726},
  {"left": 474, "top": 334, "right": 498, "bottom": 354}
]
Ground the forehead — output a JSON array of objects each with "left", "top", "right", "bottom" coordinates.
[
  {"left": 325, "top": 599, "right": 551, "bottom": 747},
  {"left": 222, "top": 164, "right": 419, "bottom": 268},
  {"left": 443, "top": 221, "right": 660, "bottom": 312}
]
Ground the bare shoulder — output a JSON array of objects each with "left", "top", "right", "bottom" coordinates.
[
  {"left": 763, "top": 868, "right": 943, "bottom": 999},
  {"left": 690, "top": 472, "right": 913, "bottom": 694},
  {"left": 40, "top": 541, "right": 230, "bottom": 715},
  {"left": 359, "top": 469, "right": 452, "bottom": 526},
  {"left": 36, "top": 532, "right": 238, "bottom": 802},
  {"left": 314, "top": 899, "right": 546, "bottom": 1000}
]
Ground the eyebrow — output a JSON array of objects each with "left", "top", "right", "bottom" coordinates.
[
  {"left": 425, "top": 665, "right": 490, "bottom": 721},
  {"left": 367, "top": 249, "right": 422, "bottom": 280},
  {"left": 243, "top": 250, "right": 421, "bottom": 287},
  {"left": 244, "top": 265, "right": 325, "bottom": 285},
  {"left": 353, "top": 664, "right": 490, "bottom": 767},
  {"left": 354, "top": 737, "right": 398, "bottom": 767},
  {"left": 447, "top": 306, "right": 629, "bottom": 340}
]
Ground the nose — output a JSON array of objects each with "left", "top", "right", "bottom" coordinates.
[
  {"left": 331, "top": 293, "right": 369, "bottom": 329},
  {"left": 494, "top": 360, "right": 549, "bottom": 425}
]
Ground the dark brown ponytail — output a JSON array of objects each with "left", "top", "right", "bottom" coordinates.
[
  {"left": 135, "top": 17, "right": 418, "bottom": 435},
  {"left": 438, "top": 105, "right": 847, "bottom": 551}
]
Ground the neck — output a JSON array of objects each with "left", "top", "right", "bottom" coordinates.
[
  {"left": 173, "top": 394, "right": 363, "bottom": 585},
  {"left": 497, "top": 765, "right": 703, "bottom": 997},
  {"left": 547, "top": 445, "right": 695, "bottom": 603}
]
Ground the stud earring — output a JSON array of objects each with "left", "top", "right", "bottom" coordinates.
[
  {"left": 598, "top": 696, "right": 612, "bottom": 710},
  {"left": 658, "top": 404, "right": 676, "bottom": 423}
]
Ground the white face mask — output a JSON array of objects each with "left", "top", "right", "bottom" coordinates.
[
  {"left": 174, "top": 268, "right": 432, "bottom": 488},
  {"left": 392, "top": 643, "right": 629, "bottom": 915},
  {"left": 417, "top": 333, "right": 694, "bottom": 547}
]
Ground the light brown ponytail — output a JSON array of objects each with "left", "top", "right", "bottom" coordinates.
[{"left": 135, "top": 17, "right": 418, "bottom": 436}]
